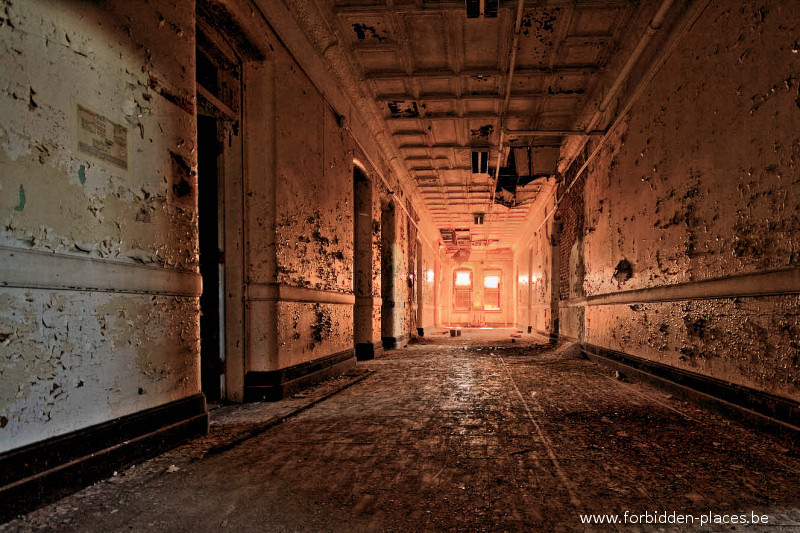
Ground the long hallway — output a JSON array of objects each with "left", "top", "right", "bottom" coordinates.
[{"left": 4, "top": 331, "right": 799, "bottom": 532}]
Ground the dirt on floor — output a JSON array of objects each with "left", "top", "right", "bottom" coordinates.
[{"left": 3, "top": 329, "right": 800, "bottom": 532}]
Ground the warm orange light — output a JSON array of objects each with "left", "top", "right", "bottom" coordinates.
[
  {"left": 455, "top": 271, "right": 472, "bottom": 286},
  {"left": 484, "top": 275, "right": 499, "bottom": 288},
  {"left": 518, "top": 275, "right": 528, "bottom": 284}
]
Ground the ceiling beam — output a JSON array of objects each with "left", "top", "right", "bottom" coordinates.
[
  {"left": 400, "top": 141, "right": 561, "bottom": 149},
  {"left": 365, "top": 65, "right": 597, "bottom": 82},
  {"left": 385, "top": 112, "right": 578, "bottom": 122},
  {"left": 374, "top": 90, "right": 584, "bottom": 102},
  {"left": 333, "top": 0, "right": 630, "bottom": 15},
  {"left": 505, "top": 128, "right": 607, "bottom": 136}
]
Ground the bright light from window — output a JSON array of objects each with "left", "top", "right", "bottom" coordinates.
[
  {"left": 484, "top": 275, "right": 500, "bottom": 289},
  {"left": 455, "top": 271, "right": 471, "bottom": 286},
  {"left": 425, "top": 269, "right": 435, "bottom": 282},
  {"left": 518, "top": 275, "right": 528, "bottom": 284},
  {"left": 531, "top": 275, "right": 538, "bottom": 283}
]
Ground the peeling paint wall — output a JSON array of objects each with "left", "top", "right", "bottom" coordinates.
[
  {"left": 0, "top": 0, "right": 198, "bottom": 452},
  {"left": 565, "top": 0, "right": 800, "bottom": 400},
  {"left": 274, "top": 70, "right": 353, "bottom": 295},
  {"left": 262, "top": 41, "right": 357, "bottom": 369},
  {"left": 402, "top": 201, "right": 418, "bottom": 339}
]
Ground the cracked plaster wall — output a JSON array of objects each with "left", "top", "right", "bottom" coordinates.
[
  {"left": 0, "top": 0, "right": 199, "bottom": 452},
  {"left": 574, "top": 0, "right": 800, "bottom": 400}
]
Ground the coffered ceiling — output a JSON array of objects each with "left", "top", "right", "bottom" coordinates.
[{"left": 312, "top": 0, "right": 653, "bottom": 252}]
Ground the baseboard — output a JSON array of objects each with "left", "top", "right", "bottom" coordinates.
[
  {"left": 0, "top": 394, "right": 208, "bottom": 522},
  {"left": 534, "top": 329, "right": 559, "bottom": 341},
  {"left": 381, "top": 334, "right": 409, "bottom": 350},
  {"left": 582, "top": 344, "right": 800, "bottom": 444},
  {"left": 244, "top": 349, "right": 356, "bottom": 401},
  {"left": 356, "top": 341, "right": 383, "bottom": 361}
]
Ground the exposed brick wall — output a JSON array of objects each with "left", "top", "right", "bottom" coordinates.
[{"left": 557, "top": 150, "right": 587, "bottom": 301}]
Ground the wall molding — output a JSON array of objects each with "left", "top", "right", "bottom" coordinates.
[
  {"left": 355, "top": 295, "right": 383, "bottom": 307},
  {"left": 246, "top": 283, "right": 355, "bottom": 305},
  {"left": 561, "top": 267, "right": 800, "bottom": 307},
  {"left": 0, "top": 246, "right": 201, "bottom": 297}
]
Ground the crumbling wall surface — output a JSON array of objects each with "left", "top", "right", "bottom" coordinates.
[
  {"left": 274, "top": 53, "right": 353, "bottom": 293},
  {"left": 0, "top": 1, "right": 199, "bottom": 452},
  {"left": 581, "top": 0, "right": 800, "bottom": 400},
  {"left": 555, "top": 155, "right": 586, "bottom": 341},
  {"left": 272, "top": 47, "right": 356, "bottom": 367},
  {"left": 402, "top": 201, "right": 417, "bottom": 338}
]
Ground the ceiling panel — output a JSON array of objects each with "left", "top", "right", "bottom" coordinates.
[
  {"left": 462, "top": 18, "right": 503, "bottom": 70},
  {"left": 430, "top": 120, "right": 460, "bottom": 143},
  {"left": 357, "top": 48, "right": 405, "bottom": 73},
  {"left": 329, "top": 0, "right": 650, "bottom": 251},
  {"left": 342, "top": 15, "right": 395, "bottom": 44},
  {"left": 405, "top": 14, "right": 450, "bottom": 71}
]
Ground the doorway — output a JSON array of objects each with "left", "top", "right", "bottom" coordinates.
[
  {"left": 415, "top": 239, "right": 423, "bottom": 335},
  {"left": 197, "top": 115, "right": 223, "bottom": 401},
  {"left": 353, "top": 166, "right": 374, "bottom": 359},
  {"left": 195, "top": 27, "right": 241, "bottom": 403},
  {"left": 381, "top": 200, "right": 398, "bottom": 348}
]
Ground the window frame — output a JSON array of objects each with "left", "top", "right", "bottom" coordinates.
[
  {"left": 453, "top": 269, "right": 473, "bottom": 311},
  {"left": 483, "top": 272, "right": 501, "bottom": 311}
]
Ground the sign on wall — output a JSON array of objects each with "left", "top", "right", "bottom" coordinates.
[{"left": 74, "top": 103, "right": 128, "bottom": 170}]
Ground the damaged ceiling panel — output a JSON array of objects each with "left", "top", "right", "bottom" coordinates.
[
  {"left": 387, "top": 100, "right": 419, "bottom": 118},
  {"left": 332, "top": 0, "right": 648, "bottom": 250}
]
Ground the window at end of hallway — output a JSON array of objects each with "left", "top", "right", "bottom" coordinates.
[
  {"left": 453, "top": 270, "right": 472, "bottom": 311},
  {"left": 484, "top": 274, "right": 500, "bottom": 311}
]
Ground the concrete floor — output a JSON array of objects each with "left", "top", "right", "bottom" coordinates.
[{"left": 3, "top": 330, "right": 800, "bottom": 532}]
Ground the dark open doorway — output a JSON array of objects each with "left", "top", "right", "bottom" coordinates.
[
  {"left": 196, "top": 28, "right": 241, "bottom": 403},
  {"left": 353, "top": 166, "right": 375, "bottom": 360},
  {"left": 197, "top": 115, "right": 223, "bottom": 402},
  {"left": 380, "top": 200, "right": 398, "bottom": 349}
]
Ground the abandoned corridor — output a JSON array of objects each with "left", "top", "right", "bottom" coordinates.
[
  {"left": 1, "top": 0, "right": 800, "bottom": 527},
  {"left": 4, "top": 330, "right": 799, "bottom": 532}
]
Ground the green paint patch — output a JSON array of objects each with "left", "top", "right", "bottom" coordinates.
[
  {"left": 78, "top": 164, "right": 86, "bottom": 184},
  {"left": 13, "top": 185, "right": 26, "bottom": 211}
]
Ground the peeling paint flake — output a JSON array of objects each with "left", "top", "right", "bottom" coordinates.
[{"left": 13, "top": 184, "right": 25, "bottom": 211}]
